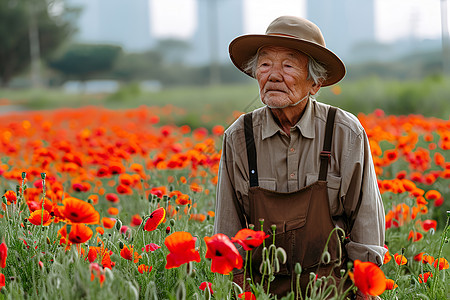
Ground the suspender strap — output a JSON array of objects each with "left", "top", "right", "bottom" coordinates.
[
  {"left": 319, "top": 107, "right": 337, "bottom": 181},
  {"left": 244, "top": 112, "right": 259, "bottom": 187}
]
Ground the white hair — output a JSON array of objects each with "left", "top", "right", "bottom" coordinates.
[{"left": 243, "top": 50, "right": 328, "bottom": 85}]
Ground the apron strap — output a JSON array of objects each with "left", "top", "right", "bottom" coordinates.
[
  {"left": 244, "top": 112, "right": 259, "bottom": 187},
  {"left": 319, "top": 106, "right": 337, "bottom": 181}
]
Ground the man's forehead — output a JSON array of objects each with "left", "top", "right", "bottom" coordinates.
[{"left": 258, "top": 46, "right": 307, "bottom": 60}]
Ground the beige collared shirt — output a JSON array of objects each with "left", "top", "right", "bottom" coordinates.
[{"left": 214, "top": 98, "right": 386, "bottom": 265}]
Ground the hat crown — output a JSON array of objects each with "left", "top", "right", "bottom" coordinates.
[{"left": 266, "top": 16, "right": 326, "bottom": 47}]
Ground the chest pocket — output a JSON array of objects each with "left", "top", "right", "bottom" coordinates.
[
  {"left": 257, "top": 178, "right": 276, "bottom": 191},
  {"left": 306, "top": 173, "right": 342, "bottom": 216}
]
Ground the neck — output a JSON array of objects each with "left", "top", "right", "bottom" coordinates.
[{"left": 270, "top": 99, "right": 309, "bottom": 136}]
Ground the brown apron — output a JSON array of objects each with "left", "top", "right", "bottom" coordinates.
[{"left": 239, "top": 107, "right": 353, "bottom": 298}]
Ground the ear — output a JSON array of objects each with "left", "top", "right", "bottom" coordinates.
[{"left": 309, "top": 81, "right": 322, "bottom": 95}]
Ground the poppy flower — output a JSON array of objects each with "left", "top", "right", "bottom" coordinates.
[
  {"left": 144, "top": 207, "right": 165, "bottom": 231},
  {"left": 408, "top": 230, "right": 423, "bottom": 242},
  {"left": 0, "top": 242, "right": 7, "bottom": 268},
  {"left": 199, "top": 281, "right": 214, "bottom": 294},
  {"left": 434, "top": 197, "right": 444, "bottom": 207},
  {"left": 90, "top": 263, "right": 105, "bottom": 286},
  {"left": 116, "top": 184, "right": 133, "bottom": 195},
  {"left": 348, "top": 260, "right": 386, "bottom": 296},
  {"left": 130, "top": 214, "right": 142, "bottom": 227},
  {"left": 165, "top": 231, "right": 201, "bottom": 269},
  {"left": 138, "top": 264, "right": 152, "bottom": 274},
  {"left": 142, "top": 243, "right": 161, "bottom": 252},
  {"left": 422, "top": 254, "right": 434, "bottom": 265},
  {"left": 231, "top": 228, "right": 269, "bottom": 251},
  {"left": 87, "top": 247, "right": 98, "bottom": 263},
  {"left": 418, "top": 272, "right": 433, "bottom": 283},
  {"left": 28, "top": 209, "right": 53, "bottom": 226},
  {"left": 96, "top": 227, "right": 105, "bottom": 235},
  {"left": 394, "top": 253, "right": 407, "bottom": 265},
  {"left": 425, "top": 190, "right": 441, "bottom": 200},
  {"left": 105, "top": 193, "right": 119, "bottom": 203},
  {"left": 68, "top": 224, "right": 93, "bottom": 244},
  {"left": 107, "top": 207, "right": 119, "bottom": 215},
  {"left": 383, "top": 245, "right": 392, "bottom": 264},
  {"left": 0, "top": 273, "right": 4, "bottom": 289},
  {"left": 385, "top": 279, "right": 398, "bottom": 290},
  {"left": 414, "top": 252, "right": 424, "bottom": 262},
  {"left": 120, "top": 244, "right": 141, "bottom": 263},
  {"left": 433, "top": 257, "right": 449, "bottom": 270},
  {"left": 62, "top": 197, "right": 100, "bottom": 224},
  {"left": 204, "top": 233, "right": 243, "bottom": 274},
  {"left": 238, "top": 292, "right": 256, "bottom": 300},
  {"left": 102, "top": 217, "right": 116, "bottom": 229},
  {"left": 3, "top": 191, "right": 16, "bottom": 205}
]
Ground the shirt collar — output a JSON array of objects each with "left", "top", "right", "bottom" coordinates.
[{"left": 261, "top": 98, "right": 315, "bottom": 140}]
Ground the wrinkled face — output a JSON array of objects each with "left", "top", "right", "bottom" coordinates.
[{"left": 255, "top": 46, "right": 317, "bottom": 109}]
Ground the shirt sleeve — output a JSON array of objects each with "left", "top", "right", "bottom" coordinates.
[
  {"left": 341, "top": 129, "right": 387, "bottom": 266},
  {"left": 214, "top": 131, "right": 245, "bottom": 238}
]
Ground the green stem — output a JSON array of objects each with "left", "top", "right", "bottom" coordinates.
[
  {"left": 243, "top": 250, "right": 249, "bottom": 292},
  {"left": 430, "top": 215, "right": 450, "bottom": 298},
  {"left": 390, "top": 249, "right": 405, "bottom": 300}
]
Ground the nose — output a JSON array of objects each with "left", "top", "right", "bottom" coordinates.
[{"left": 267, "top": 64, "right": 283, "bottom": 82}]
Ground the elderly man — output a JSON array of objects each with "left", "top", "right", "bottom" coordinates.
[{"left": 214, "top": 16, "right": 386, "bottom": 298}]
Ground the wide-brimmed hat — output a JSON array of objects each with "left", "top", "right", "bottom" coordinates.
[{"left": 229, "top": 16, "right": 346, "bottom": 87}]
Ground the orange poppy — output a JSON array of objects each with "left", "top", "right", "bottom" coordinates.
[
  {"left": 107, "top": 207, "right": 119, "bottom": 215},
  {"left": 434, "top": 257, "right": 449, "bottom": 270},
  {"left": 88, "top": 194, "right": 99, "bottom": 205},
  {"left": 231, "top": 228, "right": 269, "bottom": 251},
  {"left": 383, "top": 245, "right": 391, "bottom": 264},
  {"left": 422, "top": 254, "right": 434, "bottom": 265},
  {"left": 138, "top": 264, "right": 152, "bottom": 274},
  {"left": 96, "top": 227, "right": 104, "bottom": 235},
  {"left": 3, "top": 191, "right": 16, "bottom": 205},
  {"left": 116, "top": 184, "right": 133, "bottom": 195},
  {"left": 349, "top": 260, "right": 386, "bottom": 296},
  {"left": 385, "top": 279, "right": 398, "bottom": 290},
  {"left": 120, "top": 244, "right": 141, "bottom": 263},
  {"left": 394, "top": 253, "right": 407, "bottom": 265},
  {"left": 165, "top": 231, "right": 201, "bottom": 269},
  {"left": 62, "top": 197, "right": 100, "bottom": 224},
  {"left": 425, "top": 190, "right": 441, "bottom": 200},
  {"left": 28, "top": 210, "right": 53, "bottom": 226},
  {"left": 418, "top": 272, "right": 433, "bottom": 283},
  {"left": 414, "top": 252, "right": 424, "bottom": 262},
  {"left": 130, "top": 214, "right": 142, "bottom": 227},
  {"left": 408, "top": 230, "right": 423, "bottom": 242},
  {"left": 0, "top": 242, "right": 7, "bottom": 268},
  {"left": 144, "top": 207, "right": 165, "bottom": 231},
  {"left": 68, "top": 224, "right": 93, "bottom": 244},
  {"left": 204, "top": 233, "right": 243, "bottom": 274},
  {"left": 102, "top": 217, "right": 116, "bottom": 229}
]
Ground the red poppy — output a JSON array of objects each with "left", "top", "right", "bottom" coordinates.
[
  {"left": 62, "top": 197, "right": 100, "bottom": 224},
  {"left": 116, "top": 184, "right": 133, "bottom": 195},
  {"left": 142, "top": 243, "right": 161, "bottom": 252},
  {"left": 434, "top": 197, "right": 444, "bottom": 207},
  {"left": 105, "top": 193, "right": 119, "bottom": 203},
  {"left": 144, "top": 207, "right": 165, "bottom": 231},
  {"left": 204, "top": 233, "right": 243, "bottom": 274},
  {"left": 349, "top": 260, "right": 386, "bottom": 296},
  {"left": 68, "top": 223, "right": 93, "bottom": 244},
  {"left": 408, "top": 230, "right": 423, "bottom": 242},
  {"left": 238, "top": 292, "right": 256, "bottom": 300},
  {"left": 385, "top": 279, "right": 398, "bottom": 290},
  {"left": 28, "top": 209, "right": 53, "bottom": 226},
  {"left": 90, "top": 263, "right": 105, "bottom": 286},
  {"left": 0, "top": 273, "right": 4, "bottom": 289},
  {"left": 383, "top": 245, "right": 392, "bottom": 264},
  {"left": 138, "top": 264, "right": 152, "bottom": 274},
  {"left": 3, "top": 191, "right": 17, "bottom": 205},
  {"left": 0, "top": 242, "right": 7, "bottom": 268},
  {"left": 199, "top": 281, "right": 214, "bottom": 294},
  {"left": 434, "top": 257, "right": 449, "bottom": 270},
  {"left": 231, "top": 228, "right": 269, "bottom": 251},
  {"left": 422, "top": 254, "right": 434, "bottom": 265},
  {"left": 87, "top": 247, "right": 98, "bottom": 263},
  {"left": 418, "top": 272, "right": 433, "bottom": 283},
  {"left": 414, "top": 252, "right": 424, "bottom": 262},
  {"left": 425, "top": 190, "right": 441, "bottom": 200},
  {"left": 394, "top": 253, "right": 407, "bottom": 265},
  {"left": 130, "top": 214, "right": 142, "bottom": 227},
  {"left": 422, "top": 220, "right": 437, "bottom": 231},
  {"left": 120, "top": 244, "right": 141, "bottom": 263},
  {"left": 165, "top": 231, "right": 201, "bottom": 269}
]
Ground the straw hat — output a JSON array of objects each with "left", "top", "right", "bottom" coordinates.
[{"left": 229, "top": 16, "right": 346, "bottom": 86}]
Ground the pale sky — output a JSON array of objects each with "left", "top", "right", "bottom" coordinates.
[{"left": 150, "top": 0, "right": 446, "bottom": 43}]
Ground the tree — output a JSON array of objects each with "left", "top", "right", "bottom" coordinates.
[
  {"left": 48, "top": 43, "right": 123, "bottom": 82},
  {"left": 0, "top": 0, "right": 78, "bottom": 87}
]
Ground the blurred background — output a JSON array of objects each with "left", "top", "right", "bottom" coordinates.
[{"left": 1, "top": 0, "right": 450, "bottom": 124}]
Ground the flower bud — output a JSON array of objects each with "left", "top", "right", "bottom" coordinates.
[
  {"left": 276, "top": 248, "right": 287, "bottom": 264},
  {"left": 170, "top": 219, "right": 175, "bottom": 226},
  {"left": 295, "top": 263, "right": 302, "bottom": 275},
  {"left": 22, "top": 172, "right": 27, "bottom": 179},
  {"left": 41, "top": 173, "right": 46, "bottom": 180},
  {"left": 166, "top": 226, "right": 171, "bottom": 234},
  {"left": 119, "top": 241, "right": 124, "bottom": 249},
  {"left": 321, "top": 251, "right": 331, "bottom": 264},
  {"left": 115, "top": 218, "right": 123, "bottom": 231},
  {"left": 249, "top": 224, "right": 255, "bottom": 230},
  {"left": 271, "top": 224, "right": 277, "bottom": 234}
]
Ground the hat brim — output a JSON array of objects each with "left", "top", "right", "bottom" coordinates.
[{"left": 229, "top": 34, "right": 346, "bottom": 87}]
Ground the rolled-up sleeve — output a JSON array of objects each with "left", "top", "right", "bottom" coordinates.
[
  {"left": 341, "top": 130, "right": 387, "bottom": 266},
  {"left": 214, "top": 132, "right": 244, "bottom": 239}
]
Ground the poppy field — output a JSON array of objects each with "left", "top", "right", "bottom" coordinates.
[{"left": 0, "top": 104, "right": 449, "bottom": 299}]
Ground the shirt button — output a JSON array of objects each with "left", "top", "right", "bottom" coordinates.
[
  {"left": 290, "top": 173, "right": 295, "bottom": 178},
  {"left": 290, "top": 148, "right": 295, "bottom": 152}
]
